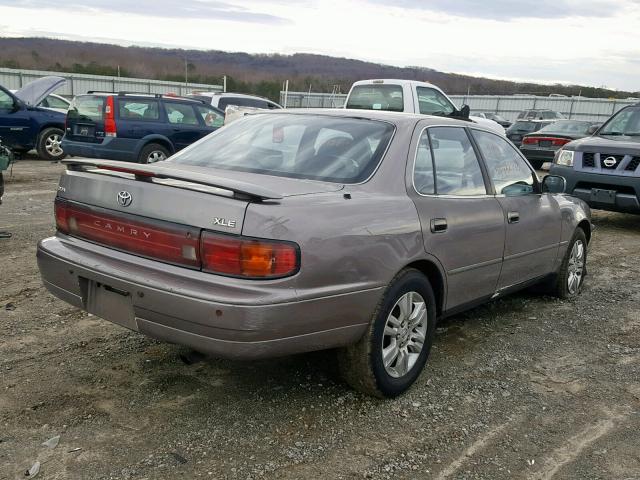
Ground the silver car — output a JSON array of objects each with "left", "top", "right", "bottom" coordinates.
[{"left": 37, "top": 109, "right": 591, "bottom": 398}]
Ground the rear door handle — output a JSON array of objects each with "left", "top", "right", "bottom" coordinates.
[
  {"left": 507, "top": 211, "right": 520, "bottom": 224},
  {"left": 430, "top": 218, "right": 448, "bottom": 233}
]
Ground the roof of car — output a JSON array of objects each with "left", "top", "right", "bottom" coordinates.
[
  {"left": 81, "top": 92, "right": 207, "bottom": 104},
  {"left": 190, "top": 91, "right": 276, "bottom": 102},
  {"left": 351, "top": 79, "right": 440, "bottom": 89}
]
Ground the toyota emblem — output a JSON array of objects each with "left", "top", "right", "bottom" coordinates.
[
  {"left": 117, "top": 191, "right": 133, "bottom": 207},
  {"left": 603, "top": 156, "right": 617, "bottom": 168}
]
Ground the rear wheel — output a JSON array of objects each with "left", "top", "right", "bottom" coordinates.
[
  {"left": 338, "top": 268, "right": 436, "bottom": 398},
  {"left": 551, "top": 228, "right": 587, "bottom": 299},
  {"left": 36, "top": 127, "right": 65, "bottom": 161},
  {"left": 138, "top": 143, "right": 170, "bottom": 164}
]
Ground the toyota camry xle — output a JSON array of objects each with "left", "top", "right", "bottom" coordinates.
[{"left": 37, "top": 109, "right": 591, "bottom": 398}]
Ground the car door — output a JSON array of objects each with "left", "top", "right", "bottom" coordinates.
[
  {"left": 163, "top": 101, "right": 205, "bottom": 151},
  {"left": 116, "top": 97, "right": 164, "bottom": 143},
  {"left": 408, "top": 124, "right": 506, "bottom": 311},
  {"left": 0, "top": 87, "right": 32, "bottom": 149},
  {"left": 470, "top": 129, "right": 562, "bottom": 290}
]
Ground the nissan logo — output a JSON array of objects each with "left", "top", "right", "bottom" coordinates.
[
  {"left": 117, "top": 191, "right": 133, "bottom": 207},
  {"left": 603, "top": 156, "right": 618, "bottom": 168}
]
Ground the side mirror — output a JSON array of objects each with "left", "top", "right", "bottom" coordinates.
[
  {"left": 459, "top": 104, "right": 471, "bottom": 119},
  {"left": 541, "top": 174, "right": 566, "bottom": 194},
  {"left": 11, "top": 100, "right": 23, "bottom": 113},
  {"left": 0, "top": 144, "right": 13, "bottom": 171},
  {"left": 587, "top": 125, "right": 599, "bottom": 135}
]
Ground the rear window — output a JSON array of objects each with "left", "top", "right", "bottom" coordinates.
[
  {"left": 219, "top": 97, "right": 270, "bottom": 110},
  {"left": 509, "top": 121, "right": 539, "bottom": 133},
  {"left": 539, "top": 120, "right": 592, "bottom": 134},
  {"left": 346, "top": 85, "right": 404, "bottom": 112},
  {"left": 169, "top": 114, "right": 395, "bottom": 183},
  {"left": 118, "top": 99, "right": 160, "bottom": 121},
  {"left": 67, "top": 95, "right": 105, "bottom": 121}
]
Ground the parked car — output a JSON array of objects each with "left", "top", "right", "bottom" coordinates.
[
  {"left": 61, "top": 92, "right": 225, "bottom": 163},
  {"left": 189, "top": 92, "right": 282, "bottom": 110},
  {"left": 506, "top": 119, "right": 554, "bottom": 147},
  {"left": 475, "top": 112, "right": 511, "bottom": 128},
  {"left": 517, "top": 109, "right": 564, "bottom": 120},
  {"left": 38, "top": 109, "right": 591, "bottom": 398},
  {"left": 520, "top": 120, "right": 600, "bottom": 169},
  {"left": 0, "top": 76, "right": 67, "bottom": 160},
  {"left": 550, "top": 103, "right": 640, "bottom": 214},
  {"left": 344, "top": 79, "right": 506, "bottom": 135}
]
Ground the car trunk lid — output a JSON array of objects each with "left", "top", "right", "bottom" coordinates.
[{"left": 65, "top": 95, "right": 108, "bottom": 144}]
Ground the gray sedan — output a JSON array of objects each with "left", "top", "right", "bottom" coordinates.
[{"left": 37, "top": 109, "right": 591, "bottom": 398}]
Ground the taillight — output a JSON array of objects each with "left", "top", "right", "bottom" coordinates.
[
  {"left": 104, "top": 96, "right": 117, "bottom": 137},
  {"left": 54, "top": 199, "right": 200, "bottom": 268},
  {"left": 552, "top": 138, "right": 570, "bottom": 146},
  {"left": 201, "top": 232, "right": 299, "bottom": 279},
  {"left": 522, "top": 137, "right": 538, "bottom": 145}
]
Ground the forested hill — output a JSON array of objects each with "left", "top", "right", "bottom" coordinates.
[{"left": 0, "top": 37, "right": 634, "bottom": 101}]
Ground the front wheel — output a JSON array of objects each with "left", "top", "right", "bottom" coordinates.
[
  {"left": 551, "top": 228, "right": 587, "bottom": 299},
  {"left": 338, "top": 269, "right": 437, "bottom": 398},
  {"left": 36, "top": 127, "right": 66, "bottom": 161}
]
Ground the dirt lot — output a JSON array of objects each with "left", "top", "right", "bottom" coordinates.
[{"left": 1, "top": 160, "right": 639, "bottom": 480}]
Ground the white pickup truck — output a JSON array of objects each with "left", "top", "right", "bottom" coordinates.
[{"left": 344, "top": 79, "right": 505, "bottom": 135}]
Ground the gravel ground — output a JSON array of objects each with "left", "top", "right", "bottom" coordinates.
[{"left": 1, "top": 160, "right": 639, "bottom": 480}]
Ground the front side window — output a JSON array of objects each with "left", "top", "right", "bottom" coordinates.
[
  {"left": 170, "top": 114, "right": 394, "bottom": 183},
  {"left": 195, "top": 105, "right": 224, "bottom": 127},
  {"left": 0, "top": 90, "right": 14, "bottom": 110},
  {"left": 416, "top": 87, "right": 455, "bottom": 116},
  {"left": 346, "top": 85, "right": 404, "bottom": 112},
  {"left": 42, "top": 95, "right": 69, "bottom": 110},
  {"left": 599, "top": 107, "right": 640, "bottom": 136},
  {"left": 429, "top": 127, "right": 486, "bottom": 196},
  {"left": 165, "top": 103, "right": 199, "bottom": 125},
  {"left": 118, "top": 99, "right": 159, "bottom": 121},
  {"left": 472, "top": 130, "right": 536, "bottom": 196}
]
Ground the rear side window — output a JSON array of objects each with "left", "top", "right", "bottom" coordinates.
[
  {"left": 413, "top": 131, "right": 435, "bottom": 195},
  {"left": 195, "top": 105, "right": 224, "bottom": 127},
  {"left": 42, "top": 95, "right": 69, "bottom": 110},
  {"left": 346, "top": 85, "right": 404, "bottom": 112},
  {"left": 165, "top": 102, "right": 199, "bottom": 125},
  {"left": 170, "top": 114, "right": 395, "bottom": 184},
  {"left": 67, "top": 95, "right": 105, "bottom": 121},
  {"left": 118, "top": 99, "right": 159, "bottom": 121},
  {"left": 428, "top": 127, "right": 486, "bottom": 196}
]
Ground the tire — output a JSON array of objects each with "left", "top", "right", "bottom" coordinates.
[
  {"left": 36, "top": 127, "right": 65, "bottom": 161},
  {"left": 338, "top": 268, "right": 437, "bottom": 398},
  {"left": 550, "top": 228, "right": 587, "bottom": 299},
  {"left": 138, "top": 143, "right": 170, "bottom": 164}
]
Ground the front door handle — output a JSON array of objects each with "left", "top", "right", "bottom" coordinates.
[
  {"left": 430, "top": 218, "right": 448, "bottom": 233},
  {"left": 507, "top": 211, "right": 520, "bottom": 224}
]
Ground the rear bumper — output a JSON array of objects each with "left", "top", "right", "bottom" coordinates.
[
  {"left": 61, "top": 137, "right": 139, "bottom": 162},
  {"left": 550, "top": 164, "right": 640, "bottom": 214},
  {"left": 37, "top": 236, "right": 377, "bottom": 359},
  {"left": 519, "top": 147, "right": 556, "bottom": 166}
]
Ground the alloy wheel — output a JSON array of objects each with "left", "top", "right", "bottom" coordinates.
[
  {"left": 45, "top": 133, "right": 63, "bottom": 158},
  {"left": 382, "top": 291, "right": 428, "bottom": 378},
  {"left": 567, "top": 239, "right": 585, "bottom": 294},
  {"left": 147, "top": 151, "right": 167, "bottom": 163}
]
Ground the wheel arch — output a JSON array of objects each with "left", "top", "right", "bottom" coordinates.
[
  {"left": 135, "top": 136, "right": 175, "bottom": 159},
  {"left": 577, "top": 219, "right": 591, "bottom": 244},
  {"left": 403, "top": 259, "right": 446, "bottom": 318}
]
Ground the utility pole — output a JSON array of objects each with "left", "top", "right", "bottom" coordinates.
[
  {"left": 184, "top": 58, "right": 188, "bottom": 86},
  {"left": 223, "top": 75, "right": 227, "bottom": 92},
  {"left": 284, "top": 80, "right": 289, "bottom": 108}
]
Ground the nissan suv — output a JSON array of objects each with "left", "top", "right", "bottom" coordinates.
[
  {"left": 62, "top": 93, "right": 225, "bottom": 164},
  {"left": 550, "top": 103, "right": 640, "bottom": 214}
]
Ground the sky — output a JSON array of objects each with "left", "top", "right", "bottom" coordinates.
[{"left": 0, "top": 0, "right": 639, "bottom": 91}]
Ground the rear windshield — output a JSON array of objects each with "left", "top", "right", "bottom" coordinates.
[
  {"left": 67, "top": 95, "right": 105, "bottom": 122},
  {"left": 539, "top": 120, "right": 592, "bottom": 134},
  {"left": 508, "top": 121, "right": 540, "bottom": 132},
  {"left": 346, "top": 85, "right": 404, "bottom": 112},
  {"left": 169, "top": 114, "right": 395, "bottom": 183}
]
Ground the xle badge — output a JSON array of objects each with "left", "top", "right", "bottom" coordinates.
[{"left": 213, "top": 217, "right": 237, "bottom": 228}]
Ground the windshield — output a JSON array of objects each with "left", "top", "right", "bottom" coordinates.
[
  {"left": 346, "top": 85, "right": 404, "bottom": 112},
  {"left": 599, "top": 107, "right": 640, "bottom": 136},
  {"left": 538, "top": 120, "right": 592, "bottom": 135},
  {"left": 170, "top": 114, "right": 395, "bottom": 183},
  {"left": 67, "top": 95, "right": 105, "bottom": 122}
]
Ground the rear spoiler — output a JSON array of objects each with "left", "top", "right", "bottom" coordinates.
[{"left": 63, "top": 158, "right": 283, "bottom": 201}]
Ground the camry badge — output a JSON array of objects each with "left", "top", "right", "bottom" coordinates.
[
  {"left": 117, "top": 191, "right": 133, "bottom": 207},
  {"left": 603, "top": 156, "right": 617, "bottom": 168}
]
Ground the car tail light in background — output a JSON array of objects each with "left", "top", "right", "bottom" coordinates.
[
  {"left": 522, "top": 136, "right": 571, "bottom": 147},
  {"left": 201, "top": 232, "right": 299, "bottom": 278},
  {"left": 104, "top": 96, "right": 117, "bottom": 137},
  {"left": 54, "top": 199, "right": 200, "bottom": 268},
  {"left": 54, "top": 199, "right": 300, "bottom": 278}
]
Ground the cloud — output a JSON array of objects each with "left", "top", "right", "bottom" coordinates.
[
  {"left": 368, "top": 0, "right": 623, "bottom": 20},
  {"left": 1, "top": 0, "right": 290, "bottom": 24}
]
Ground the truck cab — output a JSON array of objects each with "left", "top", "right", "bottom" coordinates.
[{"left": 345, "top": 79, "right": 505, "bottom": 135}]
